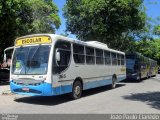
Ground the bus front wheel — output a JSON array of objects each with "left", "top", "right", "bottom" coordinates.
[{"left": 70, "top": 80, "right": 82, "bottom": 99}]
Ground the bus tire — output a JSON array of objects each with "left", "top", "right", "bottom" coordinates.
[
  {"left": 111, "top": 75, "right": 117, "bottom": 89},
  {"left": 137, "top": 74, "right": 141, "bottom": 82},
  {"left": 70, "top": 80, "right": 82, "bottom": 99}
]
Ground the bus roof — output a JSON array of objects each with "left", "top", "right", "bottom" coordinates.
[
  {"left": 52, "top": 34, "right": 125, "bottom": 55},
  {"left": 126, "top": 52, "right": 157, "bottom": 63},
  {"left": 15, "top": 34, "right": 125, "bottom": 55}
]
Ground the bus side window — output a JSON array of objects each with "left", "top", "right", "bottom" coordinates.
[
  {"left": 86, "top": 47, "right": 95, "bottom": 64},
  {"left": 117, "top": 54, "right": 121, "bottom": 65},
  {"left": 121, "top": 54, "right": 125, "bottom": 66},
  {"left": 96, "top": 49, "right": 104, "bottom": 64},
  {"left": 53, "top": 41, "right": 71, "bottom": 74},
  {"left": 73, "top": 44, "right": 85, "bottom": 64},
  {"left": 104, "top": 51, "right": 111, "bottom": 65},
  {"left": 111, "top": 52, "right": 117, "bottom": 65}
]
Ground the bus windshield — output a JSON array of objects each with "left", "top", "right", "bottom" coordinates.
[
  {"left": 126, "top": 59, "right": 135, "bottom": 73},
  {"left": 12, "top": 45, "right": 51, "bottom": 75}
]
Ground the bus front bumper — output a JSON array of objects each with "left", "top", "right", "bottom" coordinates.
[
  {"left": 126, "top": 73, "right": 138, "bottom": 80},
  {"left": 10, "top": 80, "right": 72, "bottom": 96},
  {"left": 10, "top": 80, "right": 54, "bottom": 96}
]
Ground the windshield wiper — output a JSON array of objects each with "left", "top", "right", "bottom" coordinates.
[{"left": 25, "top": 45, "right": 40, "bottom": 74}]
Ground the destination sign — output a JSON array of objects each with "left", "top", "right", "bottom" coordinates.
[{"left": 15, "top": 36, "right": 52, "bottom": 46}]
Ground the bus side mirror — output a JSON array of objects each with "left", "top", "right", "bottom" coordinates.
[
  {"left": 56, "top": 50, "right": 60, "bottom": 64},
  {"left": 3, "top": 54, "right": 6, "bottom": 63}
]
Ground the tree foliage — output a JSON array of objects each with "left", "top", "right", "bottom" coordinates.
[
  {"left": 153, "top": 25, "right": 160, "bottom": 35},
  {"left": 0, "top": 0, "right": 60, "bottom": 51},
  {"left": 135, "top": 39, "right": 160, "bottom": 64},
  {"left": 27, "top": 0, "right": 61, "bottom": 34},
  {"left": 64, "top": 0, "right": 146, "bottom": 51}
]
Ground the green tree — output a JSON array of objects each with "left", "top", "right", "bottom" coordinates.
[
  {"left": 64, "top": 0, "right": 146, "bottom": 51},
  {"left": 153, "top": 25, "right": 160, "bottom": 35},
  {"left": 26, "top": 0, "right": 61, "bottom": 34},
  {"left": 135, "top": 39, "right": 160, "bottom": 64},
  {"left": 0, "top": 0, "right": 60, "bottom": 53}
]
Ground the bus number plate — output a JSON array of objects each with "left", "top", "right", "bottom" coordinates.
[{"left": 22, "top": 87, "right": 29, "bottom": 92}]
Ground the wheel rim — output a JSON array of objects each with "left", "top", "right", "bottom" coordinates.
[{"left": 74, "top": 85, "right": 81, "bottom": 96}]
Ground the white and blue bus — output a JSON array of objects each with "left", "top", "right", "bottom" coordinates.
[{"left": 10, "top": 34, "right": 126, "bottom": 99}]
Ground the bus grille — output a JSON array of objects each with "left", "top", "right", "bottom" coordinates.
[
  {"left": 13, "top": 79, "right": 44, "bottom": 86},
  {"left": 14, "top": 88, "right": 42, "bottom": 94}
]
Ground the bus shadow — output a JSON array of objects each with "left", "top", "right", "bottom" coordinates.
[
  {"left": 14, "top": 83, "right": 125, "bottom": 106},
  {"left": 14, "top": 94, "right": 72, "bottom": 106},
  {"left": 122, "top": 78, "right": 147, "bottom": 83},
  {"left": 121, "top": 79, "right": 140, "bottom": 83},
  {"left": 82, "top": 83, "right": 125, "bottom": 98},
  {"left": 123, "top": 92, "right": 160, "bottom": 110},
  {"left": 123, "top": 76, "right": 158, "bottom": 83}
]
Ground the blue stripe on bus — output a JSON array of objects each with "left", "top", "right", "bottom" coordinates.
[
  {"left": 83, "top": 79, "right": 112, "bottom": 90},
  {"left": 10, "top": 76, "right": 126, "bottom": 96},
  {"left": 83, "top": 76, "right": 125, "bottom": 90}
]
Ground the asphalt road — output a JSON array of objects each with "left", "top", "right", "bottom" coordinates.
[{"left": 0, "top": 75, "right": 160, "bottom": 114}]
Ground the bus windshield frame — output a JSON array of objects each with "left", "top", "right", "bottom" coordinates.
[{"left": 11, "top": 45, "right": 51, "bottom": 75}]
